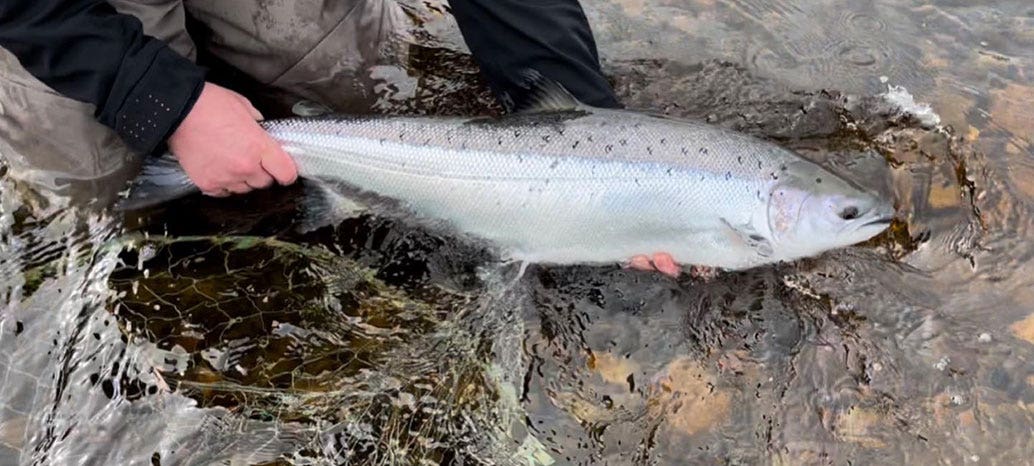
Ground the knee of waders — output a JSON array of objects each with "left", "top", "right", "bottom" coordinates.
[{"left": 0, "top": 53, "right": 140, "bottom": 208}]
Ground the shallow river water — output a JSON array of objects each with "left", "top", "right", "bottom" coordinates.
[{"left": 1, "top": 1, "right": 1033, "bottom": 465}]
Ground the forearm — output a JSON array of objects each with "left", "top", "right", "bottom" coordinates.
[
  {"left": 108, "top": 0, "right": 197, "bottom": 61},
  {"left": 449, "top": 0, "right": 620, "bottom": 110},
  {"left": 0, "top": 0, "right": 205, "bottom": 155}
]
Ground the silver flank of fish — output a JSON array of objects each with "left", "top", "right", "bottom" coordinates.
[{"left": 260, "top": 108, "right": 892, "bottom": 270}]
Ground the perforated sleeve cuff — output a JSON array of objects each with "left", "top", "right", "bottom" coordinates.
[{"left": 101, "top": 44, "right": 205, "bottom": 155}]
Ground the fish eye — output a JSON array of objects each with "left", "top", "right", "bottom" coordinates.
[{"left": 838, "top": 206, "right": 860, "bottom": 220}]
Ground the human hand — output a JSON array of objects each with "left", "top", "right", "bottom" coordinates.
[
  {"left": 628, "top": 253, "right": 681, "bottom": 277},
  {"left": 167, "top": 82, "right": 297, "bottom": 196},
  {"left": 628, "top": 254, "right": 720, "bottom": 280}
]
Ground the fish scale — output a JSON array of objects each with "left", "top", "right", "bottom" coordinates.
[{"left": 266, "top": 110, "right": 779, "bottom": 179}]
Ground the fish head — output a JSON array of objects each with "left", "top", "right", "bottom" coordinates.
[{"left": 764, "top": 161, "right": 894, "bottom": 260}]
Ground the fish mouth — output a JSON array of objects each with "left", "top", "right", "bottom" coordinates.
[{"left": 862, "top": 216, "right": 894, "bottom": 228}]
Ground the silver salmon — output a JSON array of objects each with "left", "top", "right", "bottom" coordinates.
[{"left": 122, "top": 84, "right": 894, "bottom": 271}]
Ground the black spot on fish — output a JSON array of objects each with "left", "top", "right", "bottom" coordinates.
[
  {"left": 634, "top": 178, "right": 641, "bottom": 186},
  {"left": 737, "top": 156, "right": 743, "bottom": 164},
  {"left": 619, "top": 139, "right": 627, "bottom": 146},
  {"left": 757, "top": 161, "right": 763, "bottom": 169},
  {"left": 514, "top": 130, "right": 522, "bottom": 138},
  {"left": 542, "top": 135, "right": 551, "bottom": 143},
  {"left": 647, "top": 146, "right": 653, "bottom": 155},
  {"left": 587, "top": 135, "right": 594, "bottom": 142},
  {"left": 572, "top": 140, "right": 579, "bottom": 149},
  {"left": 780, "top": 164, "right": 787, "bottom": 171},
  {"left": 725, "top": 172, "right": 732, "bottom": 180},
  {"left": 605, "top": 144, "right": 613, "bottom": 153},
  {"left": 681, "top": 147, "right": 689, "bottom": 155},
  {"left": 666, "top": 168, "right": 674, "bottom": 176},
  {"left": 749, "top": 234, "right": 765, "bottom": 242},
  {"left": 816, "top": 178, "right": 822, "bottom": 183},
  {"left": 660, "top": 138, "right": 666, "bottom": 145}
]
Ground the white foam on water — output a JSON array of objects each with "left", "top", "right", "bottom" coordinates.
[{"left": 881, "top": 84, "right": 942, "bottom": 128}]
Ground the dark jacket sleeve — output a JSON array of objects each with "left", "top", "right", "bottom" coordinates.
[
  {"left": 448, "top": 0, "right": 621, "bottom": 111},
  {"left": 0, "top": 0, "right": 205, "bottom": 155}
]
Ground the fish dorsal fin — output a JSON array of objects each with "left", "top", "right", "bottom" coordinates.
[{"left": 514, "top": 69, "right": 585, "bottom": 113}]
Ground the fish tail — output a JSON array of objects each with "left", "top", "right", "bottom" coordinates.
[{"left": 114, "top": 153, "right": 198, "bottom": 211}]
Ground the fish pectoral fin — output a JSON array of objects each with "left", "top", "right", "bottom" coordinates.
[
  {"left": 516, "top": 260, "right": 531, "bottom": 279},
  {"left": 296, "top": 179, "right": 367, "bottom": 233},
  {"left": 513, "top": 69, "right": 587, "bottom": 113},
  {"left": 722, "top": 219, "right": 774, "bottom": 258}
]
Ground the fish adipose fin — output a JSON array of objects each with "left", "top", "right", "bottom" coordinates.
[
  {"left": 514, "top": 69, "right": 587, "bottom": 113},
  {"left": 291, "top": 99, "right": 333, "bottom": 117},
  {"left": 114, "top": 153, "right": 199, "bottom": 211}
]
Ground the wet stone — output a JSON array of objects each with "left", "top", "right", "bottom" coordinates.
[
  {"left": 1010, "top": 313, "right": 1034, "bottom": 345},
  {"left": 647, "top": 358, "right": 731, "bottom": 438},
  {"left": 834, "top": 406, "right": 891, "bottom": 448}
]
